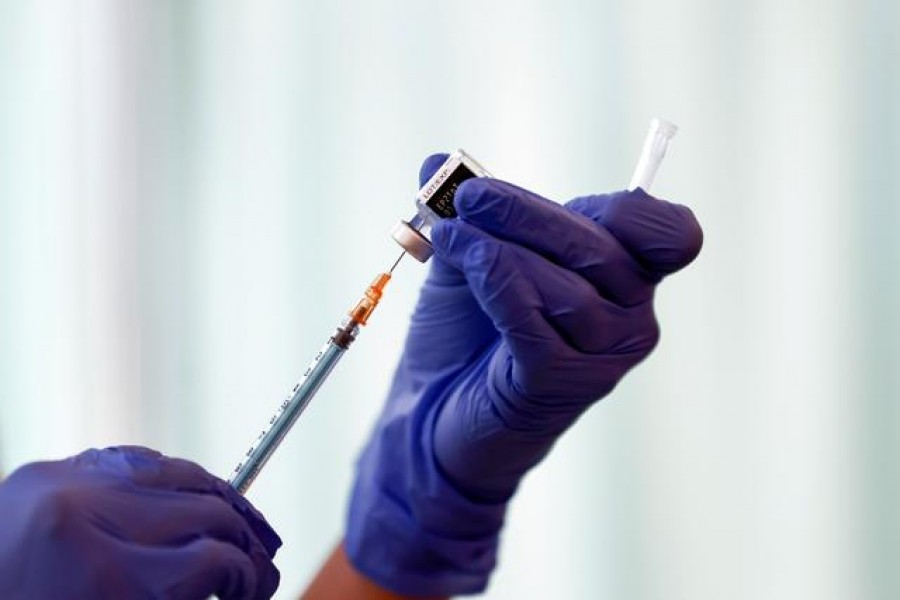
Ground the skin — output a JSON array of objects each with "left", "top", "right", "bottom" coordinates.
[{"left": 301, "top": 543, "right": 447, "bottom": 600}]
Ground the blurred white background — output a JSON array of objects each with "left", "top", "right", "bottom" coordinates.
[{"left": 0, "top": 1, "right": 897, "bottom": 598}]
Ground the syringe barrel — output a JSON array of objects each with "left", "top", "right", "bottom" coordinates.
[
  {"left": 230, "top": 338, "right": 348, "bottom": 494},
  {"left": 628, "top": 118, "right": 678, "bottom": 192}
]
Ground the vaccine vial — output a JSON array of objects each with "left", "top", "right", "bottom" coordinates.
[{"left": 391, "top": 149, "right": 492, "bottom": 262}]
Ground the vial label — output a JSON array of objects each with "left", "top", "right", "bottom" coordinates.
[{"left": 421, "top": 162, "right": 477, "bottom": 219}]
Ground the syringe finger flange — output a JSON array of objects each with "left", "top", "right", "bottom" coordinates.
[{"left": 331, "top": 319, "right": 360, "bottom": 350}]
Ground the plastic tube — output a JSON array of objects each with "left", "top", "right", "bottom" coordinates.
[{"left": 628, "top": 118, "right": 678, "bottom": 191}]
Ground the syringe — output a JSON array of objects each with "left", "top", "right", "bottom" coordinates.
[
  {"left": 228, "top": 150, "right": 491, "bottom": 495},
  {"left": 229, "top": 269, "right": 394, "bottom": 494}
]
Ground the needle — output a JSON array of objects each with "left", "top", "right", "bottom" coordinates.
[{"left": 389, "top": 251, "right": 406, "bottom": 274}]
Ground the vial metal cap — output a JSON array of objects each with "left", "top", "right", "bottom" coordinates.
[{"left": 391, "top": 220, "right": 434, "bottom": 262}]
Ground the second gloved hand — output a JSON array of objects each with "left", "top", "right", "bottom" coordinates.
[
  {"left": 0, "top": 446, "right": 282, "bottom": 600},
  {"left": 347, "top": 155, "right": 703, "bottom": 596}
]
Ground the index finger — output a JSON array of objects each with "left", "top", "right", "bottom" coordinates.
[
  {"left": 81, "top": 446, "right": 283, "bottom": 558},
  {"left": 452, "top": 178, "right": 656, "bottom": 307}
]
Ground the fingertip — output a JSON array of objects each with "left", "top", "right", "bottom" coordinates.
[
  {"left": 452, "top": 177, "right": 490, "bottom": 215},
  {"left": 632, "top": 194, "right": 704, "bottom": 273},
  {"left": 238, "top": 508, "right": 282, "bottom": 559},
  {"left": 187, "top": 539, "right": 258, "bottom": 600},
  {"left": 253, "top": 558, "right": 281, "bottom": 600},
  {"left": 669, "top": 203, "right": 704, "bottom": 270},
  {"left": 419, "top": 153, "right": 450, "bottom": 187},
  {"left": 211, "top": 479, "right": 283, "bottom": 558},
  {"left": 567, "top": 189, "right": 704, "bottom": 275},
  {"left": 248, "top": 521, "right": 282, "bottom": 559}
]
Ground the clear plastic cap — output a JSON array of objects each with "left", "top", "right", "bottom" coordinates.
[{"left": 628, "top": 118, "right": 678, "bottom": 191}]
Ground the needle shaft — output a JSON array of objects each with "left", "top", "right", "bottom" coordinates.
[{"left": 389, "top": 251, "right": 406, "bottom": 273}]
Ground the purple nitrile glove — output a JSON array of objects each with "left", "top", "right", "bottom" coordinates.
[
  {"left": 346, "top": 154, "right": 703, "bottom": 596},
  {"left": 0, "top": 446, "right": 282, "bottom": 600}
]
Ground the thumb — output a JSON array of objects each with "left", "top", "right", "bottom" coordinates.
[{"left": 566, "top": 188, "right": 703, "bottom": 276}]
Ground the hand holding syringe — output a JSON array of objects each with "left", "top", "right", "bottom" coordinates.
[{"left": 229, "top": 118, "right": 678, "bottom": 494}]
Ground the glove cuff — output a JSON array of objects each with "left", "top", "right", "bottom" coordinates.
[{"left": 346, "top": 391, "right": 507, "bottom": 596}]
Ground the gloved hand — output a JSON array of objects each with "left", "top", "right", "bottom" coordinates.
[
  {"left": 346, "top": 154, "right": 703, "bottom": 596},
  {"left": 0, "top": 446, "right": 282, "bottom": 600}
]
